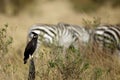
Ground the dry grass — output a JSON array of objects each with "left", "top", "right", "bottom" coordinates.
[
  {"left": 26, "top": 43, "right": 120, "bottom": 80},
  {"left": 0, "top": 0, "right": 120, "bottom": 80}
]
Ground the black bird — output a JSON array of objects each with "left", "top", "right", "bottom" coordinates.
[{"left": 24, "top": 32, "right": 38, "bottom": 64}]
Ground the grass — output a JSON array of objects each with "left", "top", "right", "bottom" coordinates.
[
  {"left": 0, "top": 24, "right": 13, "bottom": 56},
  {"left": 0, "top": 0, "right": 120, "bottom": 80},
  {"left": 0, "top": 18, "right": 120, "bottom": 80},
  {"left": 28, "top": 16, "right": 120, "bottom": 79},
  {"left": 26, "top": 42, "right": 120, "bottom": 80},
  {"left": 69, "top": 0, "right": 120, "bottom": 13}
]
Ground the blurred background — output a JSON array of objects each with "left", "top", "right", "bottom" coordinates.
[{"left": 0, "top": 0, "right": 120, "bottom": 80}]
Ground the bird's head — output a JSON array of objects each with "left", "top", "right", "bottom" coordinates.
[
  {"left": 27, "top": 32, "right": 38, "bottom": 43},
  {"left": 33, "top": 32, "right": 38, "bottom": 39},
  {"left": 30, "top": 32, "right": 38, "bottom": 39}
]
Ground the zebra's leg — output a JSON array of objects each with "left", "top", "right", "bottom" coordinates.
[{"left": 62, "top": 47, "right": 67, "bottom": 59}]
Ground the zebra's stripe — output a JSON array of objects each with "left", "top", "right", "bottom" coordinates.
[{"left": 92, "top": 24, "right": 120, "bottom": 52}]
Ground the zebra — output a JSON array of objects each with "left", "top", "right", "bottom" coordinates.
[
  {"left": 90, "top": 24, "right": 120, "bottom": 53},
  {"left": 23, "top": 23, "right": 90, "bottom": 64}
]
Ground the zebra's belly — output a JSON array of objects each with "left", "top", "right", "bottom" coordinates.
[{"left": 58, "top": 34, "right": 74, "bottom": 49}]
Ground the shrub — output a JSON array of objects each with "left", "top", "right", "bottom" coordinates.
[{"left": 0, "top": 24, "right": 13, "bottom": 55}]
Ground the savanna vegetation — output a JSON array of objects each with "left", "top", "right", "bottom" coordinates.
[
  {"left": 0, "top": 0, "right": 120, "bottom": 80},
  {"left": 70, "top": 0, "right": 120, "bottom": 12}
]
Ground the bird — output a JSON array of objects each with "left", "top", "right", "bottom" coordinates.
[{"left": 23, "top": 32, "right": 38, "bottom": 64}]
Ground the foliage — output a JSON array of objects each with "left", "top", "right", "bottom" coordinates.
[
  {"left": 69, "top": 0, "right": 120, "bottom": 13},
  {"left": 31, "top": 19, "right": 120, "bottom": 80},
  {"left": 0, "top": 24, "right": 13, "bottom": 54},
  {"left": 82, "top": 17, "right": 101, "bottom": 31}
]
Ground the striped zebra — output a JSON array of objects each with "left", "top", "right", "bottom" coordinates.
[
  {"left": 91, "top": 24, "right": 120, "bottom": 53},
  {"left": 23, "top": 23, "right": 90, "bottom": 64}
]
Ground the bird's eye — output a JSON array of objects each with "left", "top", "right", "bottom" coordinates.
[{"left": 33, "top": 35, "right": 37, "bottom": 38}]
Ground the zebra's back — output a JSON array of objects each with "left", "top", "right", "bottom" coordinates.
[{"left": 92, "top": 24, "right": 120, "bottom": 52}]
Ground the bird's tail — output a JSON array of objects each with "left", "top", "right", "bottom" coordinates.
[{"left": 24, "top": 57, "right": 28, "bottom": 64}]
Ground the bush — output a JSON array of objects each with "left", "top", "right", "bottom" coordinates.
[
  {"left": 0, "top": 24, "right": 13, "bottom": 55},
  {"left": 31, "top": 19, "right": 120, "bottom": 80}
]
